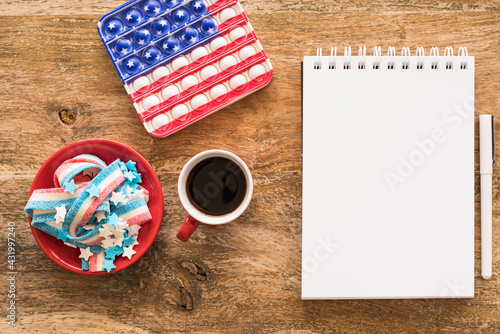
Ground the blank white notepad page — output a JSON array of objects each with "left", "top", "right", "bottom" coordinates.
[{"left": 302, "top": 53, "right": 475, "bottom": 299}]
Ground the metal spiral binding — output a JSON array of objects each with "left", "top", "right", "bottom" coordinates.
[{"left": 312, "top": 47, "right": 469, "bottom": 71}]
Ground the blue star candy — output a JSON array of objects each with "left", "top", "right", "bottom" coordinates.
[
  {"left": 123, "top": 235, "right": 136, "bottom": 248},
  {"left": 105, "top": 247, "right": 118, "bottom": 260},
  {"left": 107, "top": 213, "right": 120, "bottom": 227},
  {"left": 124, "top": 170, "right": 135, "bottom": 182},
  {"left": 63, "top": 180, "right": 78, "bottom": 195},
  {"left": 125, "top": 160, "right": 137, "bottom": 172},
  {"left": 57, "top": 230, "right": 68, "bottom": 242},
  {"left": 102, "top": 258, "right": 116, "bottom": 273},
  {"left": 86, "top": 185, "right": 101, "bottom": 198},
  {"left": 132, "top": 171, "right": 142, "bottom": 184}
]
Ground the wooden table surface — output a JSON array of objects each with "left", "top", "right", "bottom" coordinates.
[{"left": 1, "top": 0, "right": 500, "bottom": 333}]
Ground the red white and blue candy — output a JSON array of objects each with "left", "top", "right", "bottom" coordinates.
[{"left": 25, "top": 154, "right": 152, "bottom": 273}]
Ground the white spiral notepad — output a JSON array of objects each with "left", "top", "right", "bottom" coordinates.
[{"left": 302, "top": 47, "right": 475, "bottom": 299}]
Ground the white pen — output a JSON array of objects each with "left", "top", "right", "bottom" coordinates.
[{"left": 480, "top": 115, "right": 495, "bottom": 279}]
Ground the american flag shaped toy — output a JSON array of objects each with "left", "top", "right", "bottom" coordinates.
[{"left": 98, "top": 0, "right": 273, "bottom": 137}]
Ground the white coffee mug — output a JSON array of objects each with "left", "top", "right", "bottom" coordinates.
[{"left": 176, "top": 150, "right": 253, "bottom": 241}]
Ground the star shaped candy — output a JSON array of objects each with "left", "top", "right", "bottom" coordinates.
[
  {"left": 107, "top": 213, "right": 121, "bottom": 227},
  {"left": 123, "top": 234, "right": 136, "bottom": 248},
  {"left": 122, "top": 245, "right": 137, "bottom": 260},
  {"left": 105, "top": 246, "right": 120, "bottom": 259},
  {"left": 95, "top": 211, "right": 107, "bottom": 222},
  {"left": 86, "top": 185, "right": 101, "bottom": 198},
  {"left": 99, "top": 225, "right": 114, "bottom": 238},
  {"left": 110, "top": 191, "right": 127, "bottom": 206},
  {"left": 117, "top": 220, "right": 128, "bottom": 231},
  {"left": 55, "top": 205, "right": 67, "bottom": 224},
  {"left": 79, "top": 247, "right": 93, "bottom": 261},
  {"left": 124, "top": 170, "right": 135, "bottom": 181},
  {"left": 63, "top": 179, "right": 78, "bottom": 195},
  {"left": 102, "top": 258, "right": 116, "bottom": 273},
  {"left": 113, "top": 236, "right": 124, "bottom": 247},
  {"left": 101, "top": 237, "right": 116, "bottom": 249},
  {"left": 125, "top": 160, "right": 137, "bottom": 172},
  {"left": 128, "top": 224, "right": 141, "bottom": 236},
  {"left": 57, "top": 229, "right": 68, "bottom": 242}
]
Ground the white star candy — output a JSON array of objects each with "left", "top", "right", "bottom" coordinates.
[
  {"left": 101, "top": 237, "right": 115, "bottom": 249},
  {"left": 145, "top": 52, "right": 151, "bottom": 59},
  {"left": 79, "top": 247, "right": 93, "bottom": 261},
  {"left": 99, "top": 225, "right": 113, "bottom": 238},
  {"left": 122, "top": 245, "right": 137, "bottom": 260},
  {"left": 95, "top": 211, "right": 107, "bottom": 222},
  {"left": 108, "top": 22, "right": 115, "bottom": 29},
  {"left": 194, "top": 2, "right": 201, "bottom": 9},
  {"left": 126, "top": 60, "right": 135, "bottom": 68},
  {"left": 110, "top": 191, "right": 127, "bottom": 206},
  {"left": 113, "top": 236, "right": 124, "bottom": 247},
  {"left": 113, "top": 227, "right": 125, "bottom": 239},
  {"left": 117, "top": 220, "right": 129, "bottom": 231},
  {"left": 128, "top": 224, "right": 141, "bottom": 236},
  {"left": 126, "top": 14, "right": 132, "bottom": 21},
  {"left": 55, "top": 205, "right": 67, "bottom": 224}
]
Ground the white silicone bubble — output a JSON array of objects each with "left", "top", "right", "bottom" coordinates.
[
  {"left": 172, "top": 56, "right": 189, "bottom": 72},
  {"left": 229, "top": 74, "right": 247, "bottom": 90},
  {"left": 142, "top": 95, "right": 160, "bottom": 110},
  {"left": 133, "top": 76, "right": 150, "bottom": 91},
  {"left": 229, "top": 27, "right": 246, "bottom": 43},
  {"left": 191, "top": 94, "right": 208, "bottom": 110},
  {"left": 181, "top": 75, "right": 199, "bottom": 90},
  {"left": 161, "top": 85, "right": 180, "bottom": 100},
  {"left": 151, "top": 114, "right": 170, "bottom": 130},
  {"left": 210, "top": 37, "right": 227, "bottom": 52},
  {"left": 220, "top": 8, "right": 237, "bottom": 23},
  {"left": 249, "top": 64, "right": 266, "bottom": 81},
  {"left": 171, "top": 104, "right": 189, "bottom": 119},
  {"left": 239, "top": 45, "right": 257, "bottom": 61},
  {"left": 220, "top": 55, "right": 238, "bottom": 71},
  {"left": 200, "top": 65, "right": 218, "bottom": 81},
  {"left": 152, "top": 66, "right": 170, "bottom": 81},
  {"left": 191, "top": 47, "right": 209, "bottom": 62},
  {"left": 209, "top": 84, "right": 228, "bottom": 99}
]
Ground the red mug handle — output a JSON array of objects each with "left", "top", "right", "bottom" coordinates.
[{"left": 177, "top": 215, "right": 201, "bottom": 242}]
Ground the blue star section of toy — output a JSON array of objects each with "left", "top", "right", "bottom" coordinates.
[
  {"left": 153, "top": 18, "right": 170, "bottom": 36},
  {"left": 191, "top": 0, "right": 207, "bottom": 16},
  {"left": 164, "top": 0, "right": 179, "bottom": 8},
  {"left": 124, "top": 8, "right": 142, "bottom": 26},
  {"left": 201, "top": 17, "right": 217, "bottom": 35},
  {"left": 134, "top": 28, "right": 152, "bottom": 46},
  {"left": 105, "top": 19, "right": 122, "bottom": 36},
  {"left": 107, "top": 213, "right": 121, "bottom": 227},
  {"left": 182, "top": 27, "right": 199, "bottom": 45},
  {"left": 163, "top": 37, "right": 180, "bottom": 54},
  {"left": 115, "top": 38, "right": 133, "bottom": 56},
  {"left": 86, "top": 185, "right": 101, "bottom": 198},
  {"left": 123, "top": 56, "right": 142, "bottom": 74},
  {"left": 143, "top": 0, "right": 161, "bottom": 17},
  {"left": 143, "top": 47, "right": 161, "bottom": 65},
  {"left": 63, "top": 179, "right": 78, "bottom": 195},
  {"left": 57, "top": 229, "right": 68, "bottom": 242},
  {"left": 102, "top": 258, "right": 116, "bottom": 273},
  {"left": 172, "top": 8, "right": 189, "bottom": 26}
]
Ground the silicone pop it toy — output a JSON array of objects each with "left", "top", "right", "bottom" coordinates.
[{"left": 98, "top": 0, "right": 273, "bottom": 138}]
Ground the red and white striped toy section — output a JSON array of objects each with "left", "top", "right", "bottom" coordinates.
[{"left": 123, "top": 1, "right": 272, "bottom": 138}]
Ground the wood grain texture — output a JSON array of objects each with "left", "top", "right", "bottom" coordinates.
[{"left": 0, "top": 0, "right": 500, "bottom": 333}]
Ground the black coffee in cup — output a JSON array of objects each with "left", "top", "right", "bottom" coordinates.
[{"left": 186, "top": 157, "right": 247, "bottom": 216}]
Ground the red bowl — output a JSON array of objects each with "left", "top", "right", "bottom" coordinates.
[{"left": 27, "top": 138, "right": 164, "bottom": 275}]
